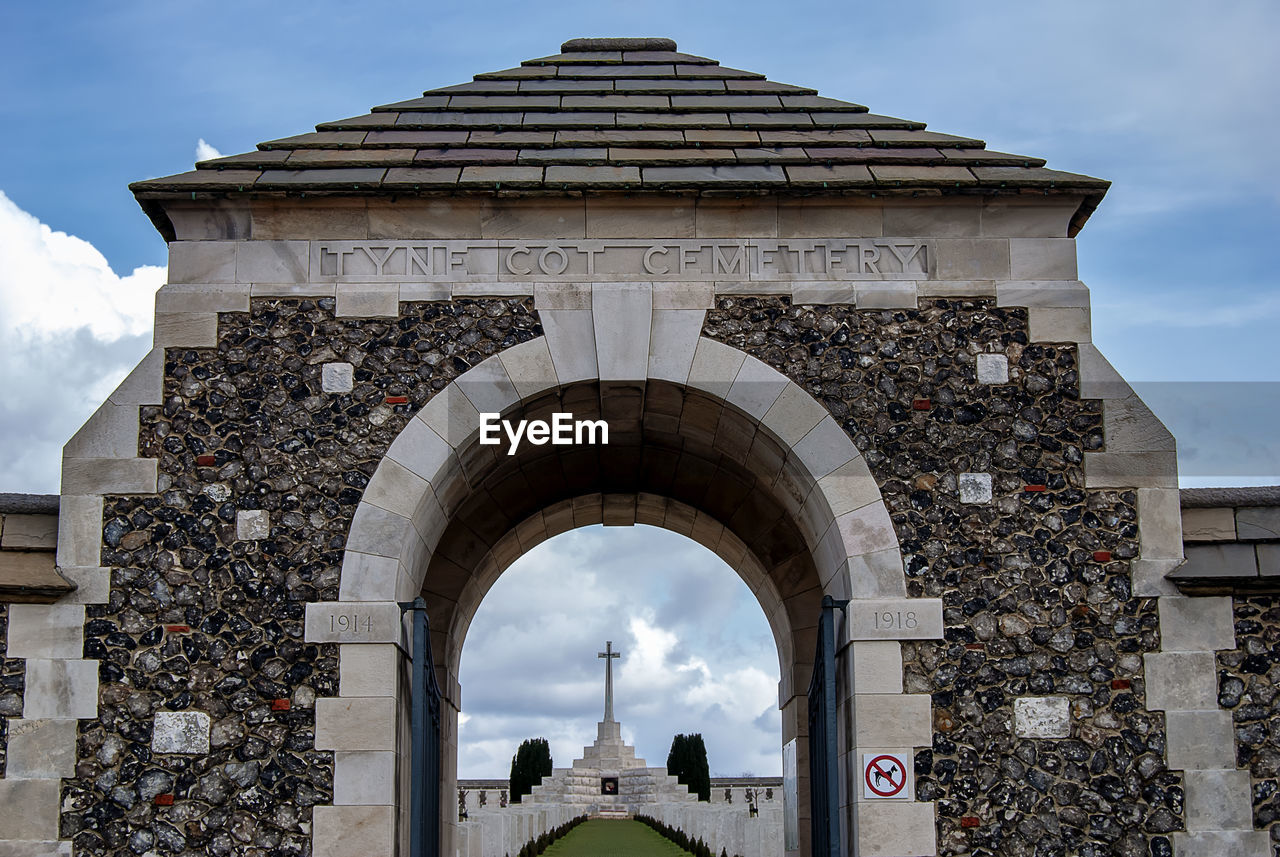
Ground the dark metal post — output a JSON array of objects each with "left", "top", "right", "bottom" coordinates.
[
  {"left": 403, "top": 597, "right": 442, "bottom": 857},
  {"left": 808, "top": 595, "right": 848, "bottom": 857}
]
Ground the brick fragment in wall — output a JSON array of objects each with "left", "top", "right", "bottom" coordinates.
[{"left": 704, "top": 296, "right": 1175, "bottom": 854}]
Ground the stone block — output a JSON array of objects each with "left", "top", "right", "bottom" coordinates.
[
  {"left": 1258, "top": 544, "right": 1280, "bottom": 577},
  {"left": 0, "top": 779, "right": 60, "bottom": 840},
  {"left": 1083, "top": 450, "right": 1178, "bottom": 489},
  {"left": 793, "top": 417, "right": 859, "bottom": 482},
  {"left": 251, "top": 200, "right": 369, "bottom": 240},
  {"left": 1014, "top": 696, "right": 1070, "bottom": 738},
  {"left": 481, "top": 198, "right": 585, "bottom": 239},
  {"left": 648, "top": 310, "right": 705, "bottom": 384},
  {"left": 695, "top": 198, "right": 777, "bottom": 237},
  {"left": 933, "top": 238, "right": 1010, "bottom": 280},
  {"left": 454, "top": 355, "right": 519, "bottom": 416},
  {"left": 686, "top": 337, "right": 746, "bottom": 400},
  {"left": 339, "top": 644, "right": 401, "bottom": 698},
  {"left": 1179, "top": 544, "right": 1258, "bottom": 579},
  {"left": 1132, "top": 558, "right": 1182, "bottom": 598},
  {"left": 322, "top": 362, "right": 354, "bottom": 393},
  {"left": 154, "top": 282, "right": 250, "bottom": 313},
  {"left": 338, "top": 550, "right": 399, "bottom": 601},
  {"left": 854, "top": 694, "right": 931, "bottom": 746},
  {"left": 315, "top": 697, "right": 398, "bottom": 750},
  {"left": 61, "top": 456, "right": 157, "bottom": 495},
  {"left": 1170, "top": 831, "right": 1270, "bottom": 857},
  {"left": 792, "top": 283, "right": 857, "bottom": 305},
  {"left": 835, "top": 503, "right": 898, "bottom": 556},
  {"left": 593, "top": 284, "right": 652, "bottom": 381},
  {"left": 55, "top": 495, "right": 102, "bottom": 568},
  {"left": 362, "top": 458, "right": 430, "bottom": 519},
  {"left": 816, "top": 457, "right": 881, "bottom": 518},
  {"left": 1181, "top": 507, "right": 1237, "bottom": 541},
  {"left": 63, "top": 402, "right": 140, "bottom": 460},
  {"left": 777, "top": 198, "right": 882, "bottom": 238},
  {"left": 1166, "top": 710, "right": 1234, "bottom": 770},
  {"left": 1009, "top": 238, "right": 1077, "bottom": 279},
  {"left": 23, "top": 658, "right": 98, "bottom": 719},
  {"left": 852, "top": 795, "right": 936, "bottom": 857},
  {"left": 334, "top": 751, "right": 398, "bottom": 805},
  {"left": 958, "top": 472, "right": 992, "bottom": 504},
  {"left": 1105, "top": 393, "right": 1175, "bottom": 452},
  {"left": 995, "top": 280, "right": 1090, "bottom": 308},
  {"left": 652, "top": 283, "right": 713, "bottom": 310},
  {"left": 6, "top": 718, "right": 79, "bottom": 777},
  {"left": 236, "top": 509, "right": 270, "bottom": 540},
  {"left": 1144, "top": 651, "right": 1217, "bottom": 711},
  {"left": 1028, "top": 307, "right": 1090, "bottom": 343},
  {"left": 386, "top": 415, "right": 455, "bottom": 484},
  {"left": 368, "top": 198, "right": 484, "bottom": 239},
  {"left": 6, "top": 604, "right": 84, "bottom": 659},
  {"left": 1159, "top": 596, "right": 1235, "bottom": 652},
  {"left": 336, "top": 286, "right": 399, "bottom": 318},
  {"left": 726, "top": 356, "right": 788, "bottom": 420},
  {"left": 976, "top": 353, "right": 1008, "bottom": 384},
  {"left": 499, "top": 337, "right": 558, "bottom": 399},
  {"left": 855, "top": 282, "right": 918, "bottom": 309},
  {"left": 1237, "top": 507, "right": 1280, "bottom": 540},
  {"left": 58, "top": 566, "right": 110, "bottom": 604},
  {"left": 844, "top": 548, "right": 908, "bottom": 599},
  {"left": 152, "top": 710, "right": 211, "bottom": 754},
  {"left": 882, "top": 200, "right": 980, "bottom": 237},
  {"left": 850, "top": 641, "right": 903, "bottom": 694},
  {"left": 399, "top": 283, "right": 451, "bottom": 301},
  {"left": 846, "top": 598, "right": 941, "bottom": 641},
  {"left": 0, "top": 839, "right": 73, "bottom": 857},
  {"left": 1138, "top": 486, "right": 1184, "bottom": 560},
  {"left": 762, "top": 383, "right": 828, "bottom": 447},
  {"left": 419, "top": 387, "right": 481, "bottom": 450},
  {"left": 0, "top": 513, "right": 57, "bottom": 549},
  {"left": 1183, "top": 768, "right": 1253, "bottom": 831},
  {"left": 235, "top": 240, "right": 309, "bottom": 282},
  {"left": 168, "top": 240, "right": 236, "bottom": 284},
  {"left": 533, "top": 283, "right": 592, "bottom": 311},
  {"left": 540, "top": 309, "right": 598, "bottom": 384},
  {"left": 585, "top": 197, "right": 695, "bottom": 238},
  {"left": 312, "top": 806, "right": 397, "bottom": 857},
  {"left": 981, "top": 200, "right": 1078, "bottom": 238},
  {"left": 107, "top": 347, "right": 164, "bottom": 407},
  {"left": 153, "top": 311, "right": 218, "bottom": 348},
  {"left": 1077, "top": 343, "right": 1132, "bottom": 401},
  {"left": 305, "top": 602, "right": 405, "bottom": 646},
  {"left": 253, "top": 283, "right": 337, "bottom": 297}
]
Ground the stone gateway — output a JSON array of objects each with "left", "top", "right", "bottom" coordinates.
[{"left": 0, "top": 34, "right": 1273, "bottom": 857}]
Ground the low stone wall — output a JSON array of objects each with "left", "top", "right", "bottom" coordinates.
[
  {"left": 644, "top": 801, "right": 784, "bottom": 857},
  {"left": 455, "top": 804, "right": 582, "bottom": 857}
]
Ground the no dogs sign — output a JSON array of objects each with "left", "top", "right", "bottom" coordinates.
[{"left": 862, "top": 753, "right": 910, "bottom": 799}]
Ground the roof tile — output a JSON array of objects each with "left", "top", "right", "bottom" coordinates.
[
  {"left": 868, "top": 165, "right": 977, "bottom": 185},
  {"left": 642, "top": 164, "right": 787, "bottom": 185},
  {"left": 609, "top": 147, "right": 739, "bottom": 164},
  {"left": 396, "top": 112, "right": 525, "bottom": 128},
  {"left": 517, "top": 148, "right": 606, "bottom": 163},
  {"left": 458, "top": 166, "right": 545, "bottom": 185},
  {"left": 618, "top": 112, "right": 731, "bottom": 128},
  {"left": 468, "top": 130, "right": 558, "bottom": 146},
  {"left": 374, "top": 96, "right": 451, "bottom": 111},
  {"left": 555, "top": 129, "right": 684, "bottom": 145},
  {"left": 562, "top": 94, "right": 670, "bottom": 109},
  {"left": 259, "top": 131, "right": 367, "bottom": 150},
  {"left": 365, "top": 130, "right": 470, "bottom": 147},
  {"left": 448, "top": 95, "right": 561, "bottom": 110},
  {"left": 414, "top": 148, "right": 521, "bottom": 164},
  {"left": 559, "top": 64, "right": 677, "bottom": 78},
  {"left": 615, "top": 79, "right": 726, "bottom": 93},
  {"left": 287, "top": 149, "right": 417, "bottom": 167},
  {"left": 383, "top": 167, "right": 463, "bottom": 186},
  {"left": 258, "top": 168, "right": 388, "bottom": 186},
  {"left": 546, "top": 165, "right": 642, "bottom": 184},
  {"left": 518, "top": 79, "right": 615, "bottom": 92},
  {"left": 785, "top": 164, "right": 874, "bottom": 185}
]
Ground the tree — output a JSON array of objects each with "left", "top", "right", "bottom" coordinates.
[
  {"left": 666, "top": 733, "right": 711, "bottom": 801},
  {"left": 509, "top": 738, "right": 553, "bottom": 804}
]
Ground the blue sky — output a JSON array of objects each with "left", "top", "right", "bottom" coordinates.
[{"left": 1, "top": 1, "right": 1277, "bottom": 776}]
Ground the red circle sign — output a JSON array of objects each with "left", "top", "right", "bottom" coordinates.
[{"left": 864, "top": 754, "right": 906, "bottom": 797}]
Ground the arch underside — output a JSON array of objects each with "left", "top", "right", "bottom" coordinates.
[{"left": 418, "top": 379, "right": 824, "bottom": 699}]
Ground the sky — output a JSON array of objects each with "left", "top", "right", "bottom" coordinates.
[{"left": 1, "top": 1, "right": 1278, "bottom": 776}]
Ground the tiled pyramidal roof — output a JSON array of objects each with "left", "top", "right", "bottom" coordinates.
[{"left": 132, "top": 37, "right": 1107, "bottom": 211}]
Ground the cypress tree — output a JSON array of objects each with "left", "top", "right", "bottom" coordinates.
[
  {"left": 509, "top": 737, "right": 553, "bottom": 803},
  {"left": 666, "top": 732, "right": 711, "bottom": 801}
]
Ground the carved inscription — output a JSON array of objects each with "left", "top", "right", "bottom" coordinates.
[
  {"left": 846, "top": 598, "right": 944, "bottom": 640},
  {"left": 312, "top": 239, "right": 930, "bottom": 283},
  {"left": 304, "top": 601, "right": 404, "bottom": 645}
]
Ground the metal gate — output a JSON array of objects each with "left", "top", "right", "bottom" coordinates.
[
  {"left": 404, "top": 597, "right": 443, "bottom": 857},
  {"left": 808, "top": 595, "right": 847, "bottom": 857}
]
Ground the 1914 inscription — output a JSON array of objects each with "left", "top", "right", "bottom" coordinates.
[{"left": 312, "top": 238, "right": 929, "bottom": 283}]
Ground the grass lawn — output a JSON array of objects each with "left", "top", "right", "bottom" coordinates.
[{"left": 541, "top": 819, "right": 693, "bottom": 857}]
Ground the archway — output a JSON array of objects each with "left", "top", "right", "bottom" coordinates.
[{"left": 307, "top": 336, "right": 915, "bottom": 857}]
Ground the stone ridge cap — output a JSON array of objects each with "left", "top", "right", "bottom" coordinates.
[
  {"left": 0, "top": 492, "right": 60, "bottom": 514},
  {"left": 562, "top": 38, "right": 679, "bottom": 52},
  {"left": 1180, "top": 486, "right": 1280, "bottom": 508}
]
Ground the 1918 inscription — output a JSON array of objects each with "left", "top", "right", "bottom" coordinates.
[{"left": 847, "top": 598, "right": 943, "bottom": 640}]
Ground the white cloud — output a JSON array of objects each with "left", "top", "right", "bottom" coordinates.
[
  {"left": 0, "top": 190, "right": 161, "bottom": 492},
  {"left": 195, "top": 138, "right": 223, "bottom": 162}
]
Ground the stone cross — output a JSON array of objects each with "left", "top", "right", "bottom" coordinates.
[{"left": 598, "top": 640, "right": 621, "bottom": 722}]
